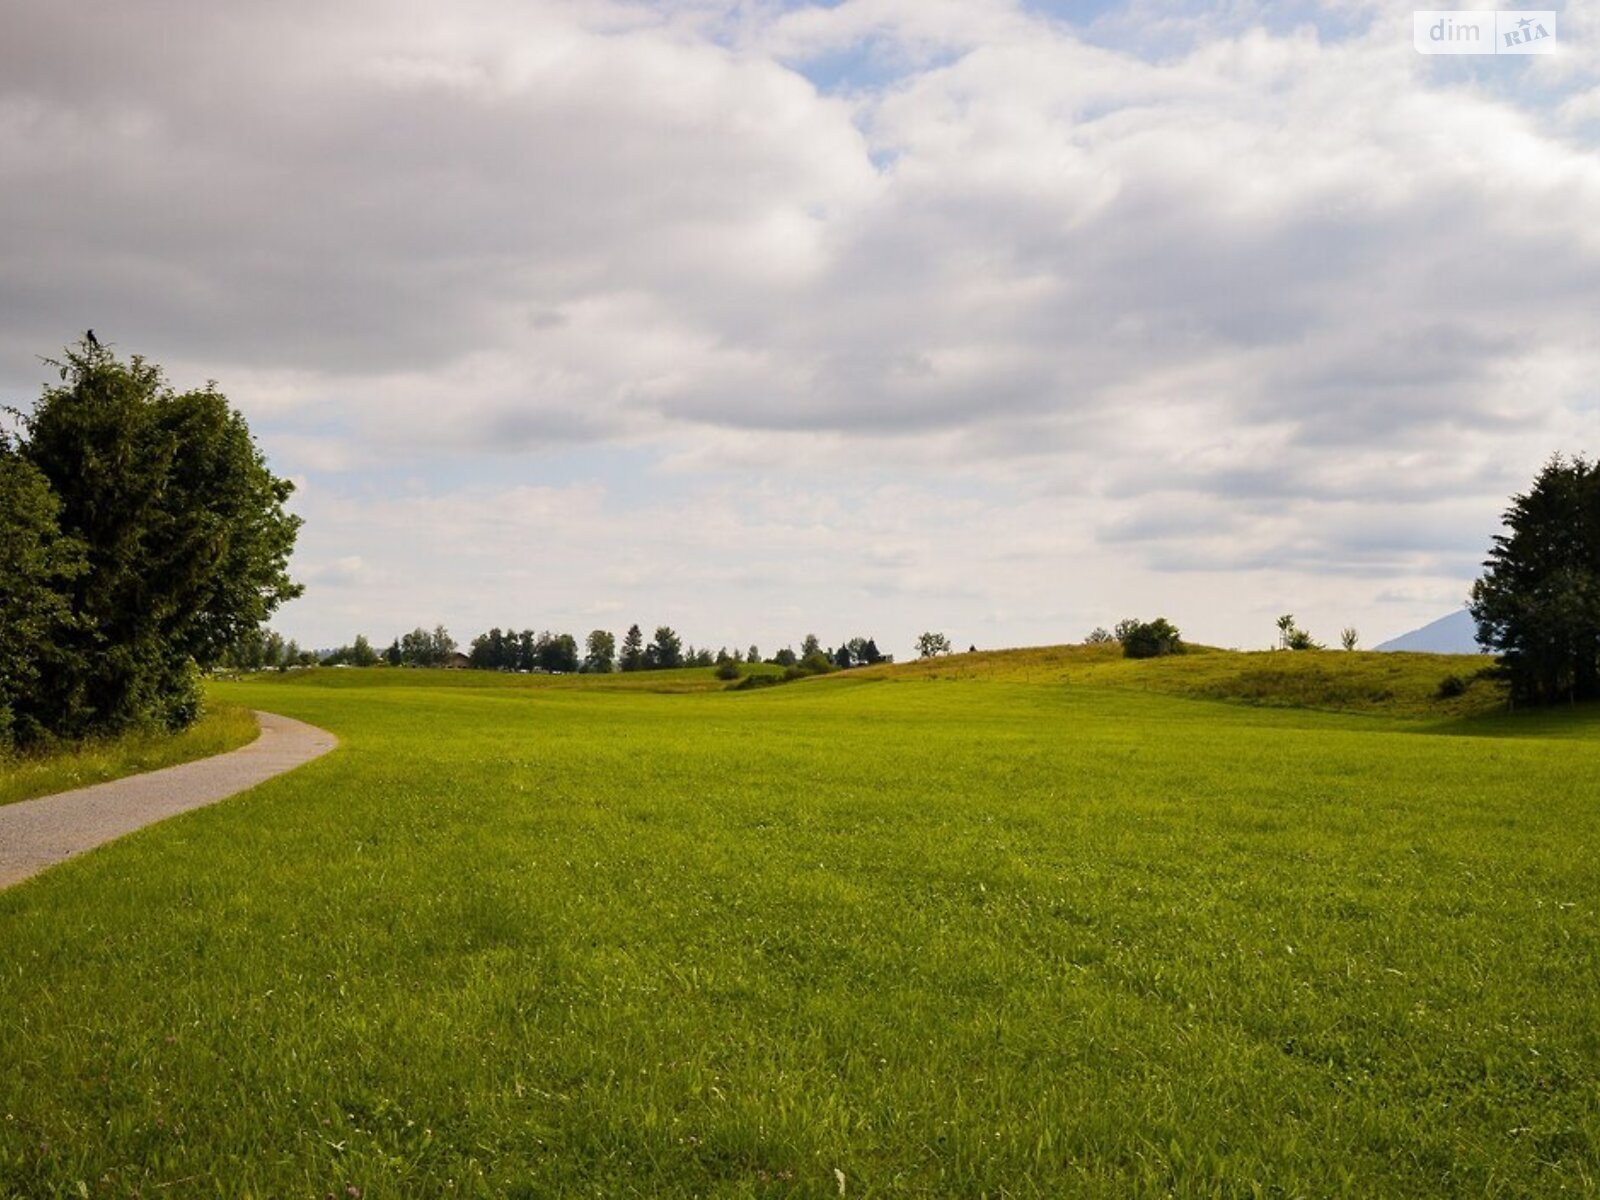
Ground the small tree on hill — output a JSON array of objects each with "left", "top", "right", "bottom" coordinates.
[
  {"left": 1340, "top": 627, "right": 1359, "bottom": 652},
  {"left": 1277, "top": 614, "right": 1318, "bottom": 651},
  {"left": 1121, "top": 618, "right": 1183, "bottom": 659},
  {"left": 915, "top": 631, "right": 952, "bottom": 659}
]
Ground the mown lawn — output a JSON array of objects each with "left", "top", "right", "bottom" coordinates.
[{"left": 0, "top": 660, "right": 1595, "bottom": 1197}]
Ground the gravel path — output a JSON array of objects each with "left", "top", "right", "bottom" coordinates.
[{"left": 0, "top": 711, "right": 336, "bottom": 890}]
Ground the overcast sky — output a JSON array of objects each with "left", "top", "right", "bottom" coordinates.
[{"left": 3, "top": 0, "right": 1597, "bottom": 656}]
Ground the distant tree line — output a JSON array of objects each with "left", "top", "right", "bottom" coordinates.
[
  {"left": 220, "top": 628, "right": 320, "bottom": 671},
  {"left": 224, "top": 623, "right": 896, "bottom": 679}
]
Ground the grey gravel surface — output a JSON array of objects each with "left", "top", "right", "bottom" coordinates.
[{"left": 0, "top": 711, "right": 336, "bottom": 889}]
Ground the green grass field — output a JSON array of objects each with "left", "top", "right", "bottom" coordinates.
[
  {"left": 0, "top": 704, "right": 258, "bottom": 808},
  {"left": 1, "top": 651, "right": 1596, "bottom": 1197}
]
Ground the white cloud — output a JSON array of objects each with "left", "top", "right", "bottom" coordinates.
[{"left": 2, "top": 0, "right": 1596, "bottom": 650}]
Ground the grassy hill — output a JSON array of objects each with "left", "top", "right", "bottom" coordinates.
[
  {"left": 0, "top": 654, "right": 1594, "bottom": 1196},
  {"left": 846, "top": 642, "right": 1505, "bottom": 719}
]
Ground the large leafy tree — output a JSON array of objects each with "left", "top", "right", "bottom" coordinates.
[
  {"left": 12, "top": 339, "right": 301, "bottom": 735},
  {"left": 1470, "top": 455, "right": 1600, "bottom": 705},
  {"left": 0, "top": 436, "right": 86, "bottom": 744}
]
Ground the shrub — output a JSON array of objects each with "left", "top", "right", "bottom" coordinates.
[
  {"left": 1436, "top": 674, "right": 1469, "bottom": 699},
  {"left": 799, "top": 649, "right": 835, "bottom": 675},
  {"left": 1277, "top": 614, "right": 1320, "bottom": 651},
  {"left": 714, "top": 659, "right": 741, "bottom": 681},
  {"left": 1122, "top": 618, "right": 1184, "bottom": 660}
]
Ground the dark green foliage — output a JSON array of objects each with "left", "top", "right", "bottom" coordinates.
[
  {"left": 398, "top": 626, "right": 456, "bottom": 666},
  {"left": 466, "top": 626, "right": 579, "bottom": 673},
  {"left": 714, "top": 659, "right": 741, "bottom": 681},
  {"left": 772, "top": 647, "right": 798, "bottom": 668},
  {"left": 463, "top": 625, "right": 732, "bottom": 674},
  {"left": 646, "top": 626, "right": 683, "bottom": 670},
  {"left": 585, "top": 630, "right": 616, "bottom": 674},
  {"left": 1471, "top": 455, "right": 1600, "bottom": 705},
  {"left": 539, "top": 632, "right": 581, "bottom": 674},
  {"left": 1276, "top": 614, "right": 1319, "bottom": 651},
  {"left": 469, "top": 627, "right": 511, "bottom": 670},
  {"left": 915, "top": 631, "right": 952, "bottom": 659},
  {"left": 733, "top": 671, "right": 781, "bottom": 690},
  {"left": 620, "top": 625, "right": 646, "bottom": 672},
  {"left": 5, "top": 341, "right": 299, "bottom": 740},
  {"left": 1085, "top": 627, "right": 1116, "bottom": 644},
  {"left": 833, "top": 636, "right": 885, "bottom": 669},
  {"left": 320, "top": 634, "right": 379, "bottom": 667},
  {"left": 798, "top": 649, "right": 835, "bottom": 675},
  {"left": 855, "top": 637, "right": 885, "bottom": 665},
  {"left": 1436, "top": 674, "right": 1469, "bottom": 699},
  {"left": 1121, "top": 618, "right": 1184, "bottom": 659},
  {"left": 0, "top": 438, "right": 86, "bottom": 745}
]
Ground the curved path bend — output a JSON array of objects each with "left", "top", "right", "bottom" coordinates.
[{"left": 0, "top": 711, "right": 336, "bottom": 890}]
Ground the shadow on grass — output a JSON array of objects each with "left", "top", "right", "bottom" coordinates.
[{"left": 1414, "top": 699, "right": 1600, "bottom": 740}]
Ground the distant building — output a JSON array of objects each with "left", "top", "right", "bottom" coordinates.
[{"left": 442, "top": 651, "right": 471, "bottom": 670}]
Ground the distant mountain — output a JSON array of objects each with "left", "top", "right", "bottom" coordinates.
[{"left": 1375, "top": 609, "right": 1487, "bottom": 655}]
